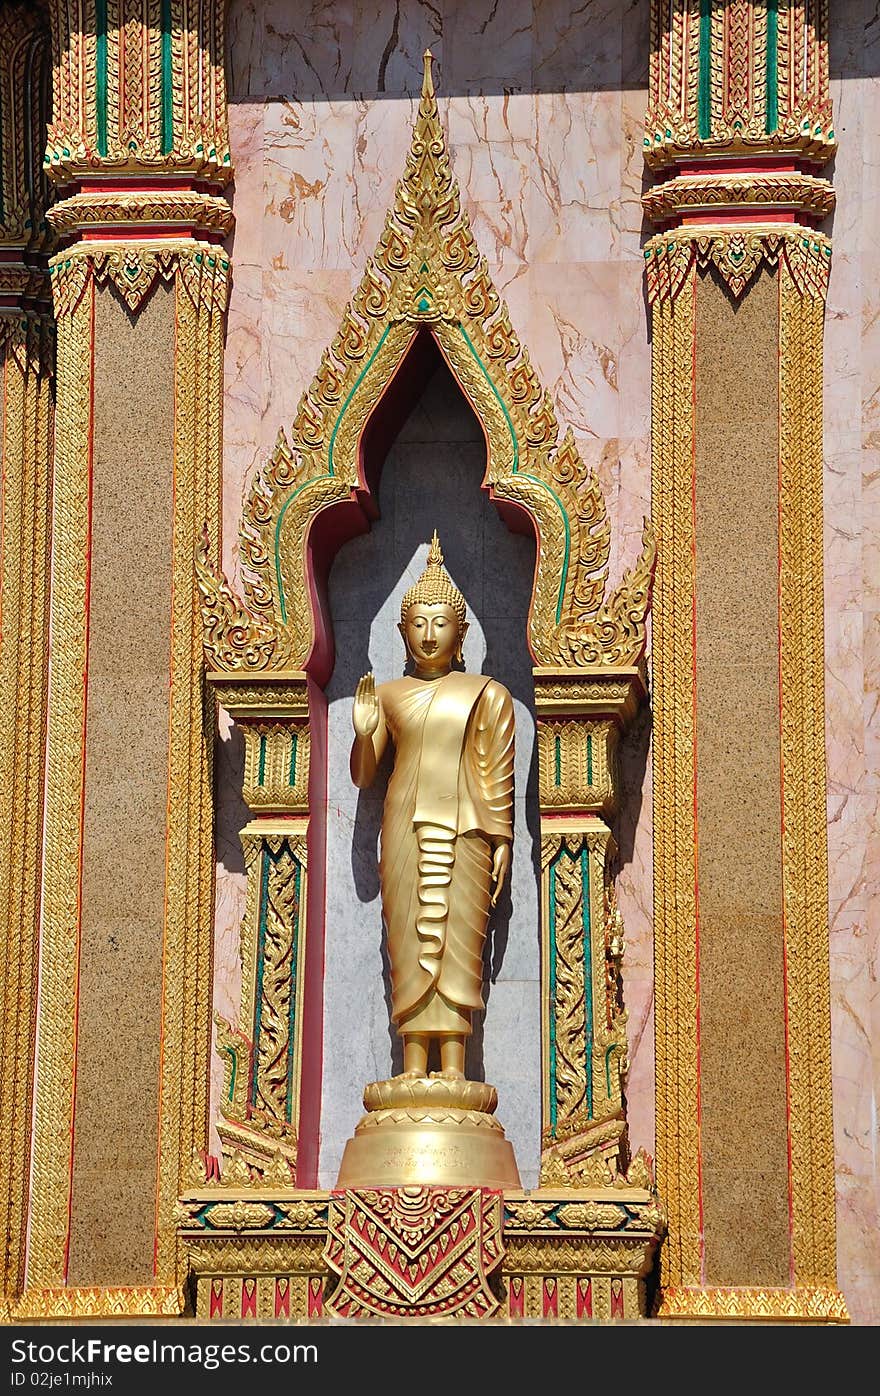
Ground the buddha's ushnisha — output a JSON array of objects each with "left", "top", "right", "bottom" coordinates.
[{"left": 351, "top": 532, "right": 514, "bottom": 1080}]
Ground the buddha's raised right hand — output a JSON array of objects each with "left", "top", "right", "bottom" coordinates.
[{"left": 353, "top": 672, "right": 380, "bottom": 738}]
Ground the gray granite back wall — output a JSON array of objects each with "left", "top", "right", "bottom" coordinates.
[{"left": 320, "top": 362, "right": 542, "bottom": 1188}]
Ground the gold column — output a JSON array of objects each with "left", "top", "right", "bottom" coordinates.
[
  {"left": 21, "top": 0, "right": 232, "bottom": 1316},
  {"left": 645, "top": 0, "right": 847, "bottom": 1323},
  {"left": 0, "top": 0, "right": 54, "bottom": 1318},
  {"left": 534, "top": 668, "right": 646, "bottom": 1187},
  {"left": 205, "top": 674, "right": 315, "bottom": 1185}
]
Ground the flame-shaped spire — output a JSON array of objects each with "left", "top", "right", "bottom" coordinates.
[{"left": 422, "top": 48, "right": 435, "bottom": 99}]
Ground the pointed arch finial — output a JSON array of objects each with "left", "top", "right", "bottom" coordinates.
[{"left": 422, "top": 49, "right": 434, "bottom": 98}]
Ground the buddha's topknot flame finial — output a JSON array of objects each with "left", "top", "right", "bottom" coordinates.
[{"left": 400, "top": 530, "right": 467, "bottom": 630}]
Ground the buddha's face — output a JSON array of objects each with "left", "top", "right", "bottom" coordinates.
[{"left": 400, "top": 602, "right": 463, "bottom": 675}]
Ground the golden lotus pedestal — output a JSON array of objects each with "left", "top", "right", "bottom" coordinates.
[{"left": 335, "top": 1074, "right": 522, "bottom": 1190}]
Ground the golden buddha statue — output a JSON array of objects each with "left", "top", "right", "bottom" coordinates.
[{"left": 336, "top": 532, "right": 521, "bottom": 1188}]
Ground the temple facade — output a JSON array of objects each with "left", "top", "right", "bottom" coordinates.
[{"left": 0, "top": 1, "right": 875, "bottom": 1324}]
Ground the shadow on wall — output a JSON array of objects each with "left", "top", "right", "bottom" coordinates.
[
  {"left": 225, "top": 0, "right": 651, "bottom": 101},
  {"left": 325, "top": 355, "right": 540, "bottom": 1085}
]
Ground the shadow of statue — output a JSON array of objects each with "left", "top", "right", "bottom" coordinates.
[{"left": 326, "top": 357, "right": 539, "bottom": 1086}]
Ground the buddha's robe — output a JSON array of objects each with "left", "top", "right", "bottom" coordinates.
[{"left": 376, "top": 670, "right": 515, "bottom": 1037}]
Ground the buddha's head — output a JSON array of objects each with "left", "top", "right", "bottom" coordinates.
[{"left": 399, "top": 532, "right": 468, "bottom": 675}]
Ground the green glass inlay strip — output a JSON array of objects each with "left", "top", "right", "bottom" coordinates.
[
  {"left": 96, "top": 0, "right": 108, "bottom": 156},
  {"left": 161, "top": 0, "right": 173, "bottom": 154},
  {"left": 581, "top": 846, "right": 593, "bottom": 1118},
  {"left": 227, "top": 1054, "right": 237, "bottom": 1102},
  {"left": 258, "top": 732, "right": 267, "bottom": 786},
  {"left": 250, "top": 847, "right": 272, "bottom": 1107},
  {"left": 587, "top": 732, "right": 593, "bottom": 785},
  {"left": 548, "top": 859, "right": 558, "bottom": 1134},
  {"left": 766, "top": 0, "right": 779, "bottom": 133},
  {"left": 328, "top": 325, "right": 392, "bottom": 477},
  {"left": 698, "top": 0, "right": 712, "bottom": 141},
  {"left": 274, "top": 326, "right": 394, "bottom": 623},
  {"left": 289, "top": 731, "right": 298, "bottom": 786},
  {"left": 285, "top": 864, "right": 302, "bottom": 1123},
  {"left": 554, "top": 734, "right": 562, "bottom": 787},
  {"left": 457, "top": 324, "right": 571, "bottom": 623}
]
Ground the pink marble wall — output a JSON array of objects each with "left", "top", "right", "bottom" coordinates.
[
  {"left": 825, "top": 1, "right": 880, "bottom": 1328},
  {"left": 216, "top": 0, "right": 877, "bottom": 1324}
]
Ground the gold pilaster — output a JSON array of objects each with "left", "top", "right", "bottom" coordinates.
[
  {"left": 645, "top": 0, "right": 844, "bottom": 1321},
  {"left": 534, "top": 669, "right": 647, "bottom": 1188},
  {"left": 0, "top": 0, "right": 54, "bottom": 1312},
  {"left": 23, "top": 0, "right": 232, "bottom": 1305},
  {"left": 206, "top": 675, "right": 313, "bottom": 1182}
]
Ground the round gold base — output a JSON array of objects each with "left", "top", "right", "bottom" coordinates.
[{"left": 335, "top": 1076, "right": 522, "bottom": 1189}]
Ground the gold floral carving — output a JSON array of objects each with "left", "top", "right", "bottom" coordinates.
[
  {"left": 47, "top": 1, "right": 232, "bottom": 185},
  {"left": 0, "top": 313, "right": 54, "bottom": 1304},
  {"left": 656, "top": 1286, "right": 849, "bottom": 1324},
  {"left": 198, "top": 52, "right": 654, "bottom": 677},
  {"left": 643, "top": 172, "right": 835, "bottom": 224},
  {"left": 647, "top": 262, "right": 701, "bottom": 1290},
  {"left": 5, "top": 1286, "right": 187, "bottom": 1322},
  {"left": 645, "top": 228, "right": 832, "bottom": 305},
  {"left": 50, "top": 240, "right": 231, "bottom": 315},
  {"left": 778, "top": 262, "right": 837, "bottom": 1289},
  {"left": 47, "top": 190, "right": 234, "bottom": 239},
  {"left": 27, "top": 270, "right": 95, "bottom": 1288},
  {"left": 539, "top": 827, "right": 630, "bottom": 1186},
  {"left": 324, "top": 1188, "right": 504, "bottom": 1319},
  {"left": 214, "top": 831, "right": 308, "bottom": 1177},
  {"left": 0, "top": 5, "right": 53, "bottom": 249}
]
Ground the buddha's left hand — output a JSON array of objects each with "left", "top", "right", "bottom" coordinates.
[{"left": 490, "top": 843, "right": 511, "bottom": 907}]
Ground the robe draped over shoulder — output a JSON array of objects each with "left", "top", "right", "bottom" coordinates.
[{"left": 376, "top": 670, "right": 515, "bottom": 1036}]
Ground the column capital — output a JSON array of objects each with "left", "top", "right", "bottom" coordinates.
[
  {"left": 644, "top": 2, "right": 834, "bottom": 244},
  {"left": 45, "top": 1, "right": 233, "bottom": 250}
]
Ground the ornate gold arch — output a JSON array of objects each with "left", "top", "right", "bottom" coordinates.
[
  {"left": 193, "top": 54, "right": 659, "bottom": 1246},
  {"left": 198, "top": 51, "right": 653, "bottom": 679}
]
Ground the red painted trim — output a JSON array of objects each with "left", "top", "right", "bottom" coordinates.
[
  {"left": 240, "top": 1279, "right": 257, "bottom": 1318},
  {"left": 690, "top": 271, "right": 706, "bottom": 1283},
  {"left": 576, "top": 1277, "right": 592, "bottom": 1319},
  {"left": 295, "top": 680, "right": 327, "bottom": 1188},
  {"left": 678, "top": 159, "right": 802, "bottom": 177},
  {"left": 65, "top": 273, "right": 96, "bottom": 1281},
  {"left": 680, "top": 210, "right": 800, "bottom": 226},
  {"left": 209, "top": 1280, "right": 223, "bottom": 1318},
  {"left": 776, "top": 272, "right": 796, "bottom": 1283},
  {"left": 274, "top": 1278, "right": 291, "bottom": 1318},
  {"left": 80, "top": 226, "right": 197, "bottom": 241},
  {"left": 79, "top": 180, "right": 195, "bottom": 194}
]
